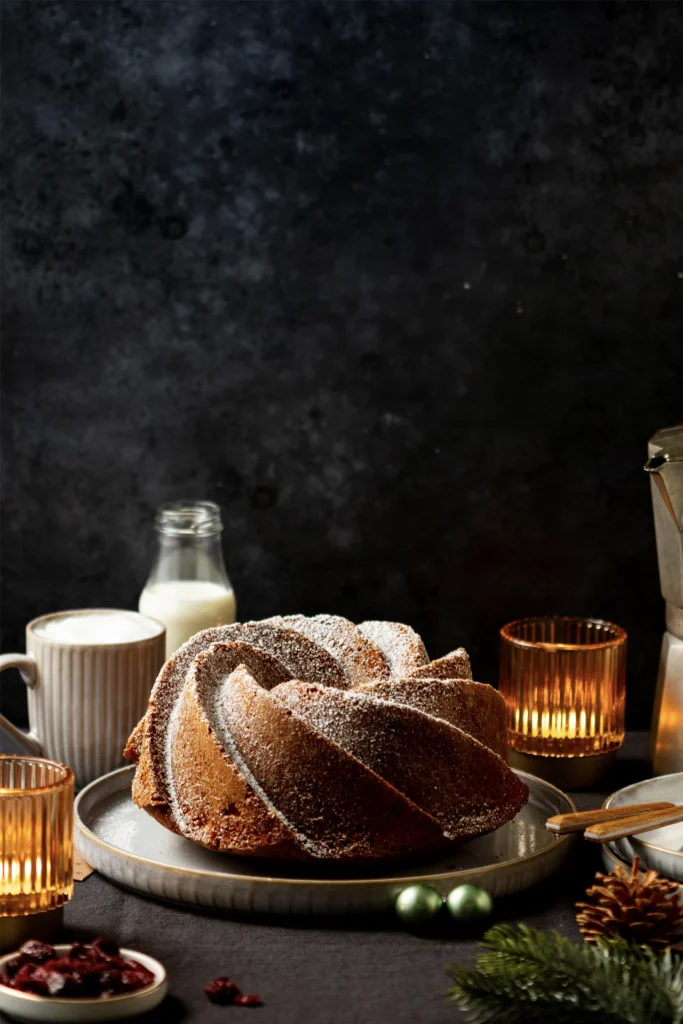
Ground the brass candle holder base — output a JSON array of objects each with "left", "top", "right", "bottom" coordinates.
[
  {"left": 510, "top": 748, "right": 617, "bottom": 790},
  {"left": 0, "top": 906, "right": 64, "bottom": 953}
]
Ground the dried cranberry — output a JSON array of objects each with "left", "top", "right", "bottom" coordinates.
[
  {"left": 115, "top": 969, "right": 144, "bottom": 992},
  {"left": 68, "top": 958, "right": 97, "bottom": 975},
  {"left": 78, "top": 969, "right": 105, "bottom": 997},
  {"left": 125, "top": 961, "right": 154, "bottom": 987},
  {"left": 12, "top": 964, "right": 48, "bottom": 995},
  {"left": 95, "top": 968, "right": 123, "bottom": 996},
  {"left": 69, "top": 943, "right": 91, "bottom": 960},
  {"left": 234, "top": 993, "right": 263, "bottom": 1007},
  {"left": 33, "top": 966, "right": 84, "bottom": 998},
  {"left": 91, "top": 936, "right": 120, "bottom": 959},
  {"left": 205, "top": 976, "right": 241, "bottom": 1004},
  {"left": 97, "top": 955, "right": 125, "bottom": 972},
  {"left": 17, "top": 940, "right": 55, "bottom": 965},
  {"left": 64, "top": 973, "right": 87, "bottom": 998},
  {"left": 40, "top": 958, "right": 76, "bottom": 976},
  {"left": 3, "top": 956, "right": 22, "bottom": 979},
  {"left": 6, "top": 940, "right": 156, "bottom": 999}
]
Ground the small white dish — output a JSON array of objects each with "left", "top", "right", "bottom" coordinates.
[
  {"left": 603, "top": 773, "right": 683, "bottom": 882},
  {"left": 0, "top": 945, "right": 167, "bottom": 1022}
]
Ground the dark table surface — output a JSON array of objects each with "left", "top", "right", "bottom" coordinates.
[{"left": 1, "top": 734, "right": 651, "bottom": 1024}]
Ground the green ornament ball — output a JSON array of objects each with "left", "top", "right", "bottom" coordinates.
[
  {"left": 395, "top": 884, "right": 443, "bottom": 925},
  {"left": 446, "top": 884, "right": 493, "bottom": 925}
]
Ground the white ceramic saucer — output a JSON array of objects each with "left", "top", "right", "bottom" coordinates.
[
  {"left": 75, "top": 765, "right": 576, "bottom": 915},
  {"left": 603, "top": 773, "right": 683, "bottom": 882},
  {"left": 0, "top": 945, "right": 167, "bottom": 1022}
]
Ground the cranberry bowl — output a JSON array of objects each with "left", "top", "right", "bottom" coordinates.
[{"left": 0, "top": 941, "right": 167, "bottom": 1022}]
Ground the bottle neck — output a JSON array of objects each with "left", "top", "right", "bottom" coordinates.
[
  {"left": 154, "top": 500, "right": 222, "bottom": 537},
  {"left": 145, "top": 501, "right": 231, "bottom": 589}
]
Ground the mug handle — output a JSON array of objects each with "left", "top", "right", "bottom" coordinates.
[{"left": 0, "top": 654, "right": 43, "bottom": 755}]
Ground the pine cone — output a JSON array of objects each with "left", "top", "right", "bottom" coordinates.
[{"left": 576, "top": 856, "right": 683, "bottom": 949}]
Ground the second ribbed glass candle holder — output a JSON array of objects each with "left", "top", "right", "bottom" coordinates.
[
  {"left": 499, "top": 617, "right": 626, "bottom": 784},
  {"left": 0, "top": 756, "right": 74, "bottom": 918}
]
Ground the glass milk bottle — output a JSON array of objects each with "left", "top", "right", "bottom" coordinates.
[{"left": 139, "top": 501, "right": 237, "bottom": 659}]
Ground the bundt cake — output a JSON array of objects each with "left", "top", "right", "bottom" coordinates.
[{"left": 124, "top": 615, "right": 528, "bottom": 862}]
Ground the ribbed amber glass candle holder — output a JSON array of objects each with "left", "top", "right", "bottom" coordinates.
[
  {"left": 0, "top": 756, "right": 74, "bottom": 916},
  {"left": 499, "top": 617, "right": 627, "bottom": 758}
]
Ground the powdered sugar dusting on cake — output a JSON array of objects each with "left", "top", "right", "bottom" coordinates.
[
  {"left": 156, "top": 628, "right": 236, "bottom": 830},
  {"left": 225, "top": 668, "right": 446, "bottom": 859},
  {"left": 241, "top": 621, "right": 346, "bottom": 689},
  {"left": 357, "top": 620, "right": 429, "bottom": 675},
  {"left": 142, "top": 621, "right": 343, "bottom": 825},
  {"left": 209, "top": 673, "right": 315, "bottom": 856},
  {"left": 355, "top": 676, "right": 509, "bottom": 762},
  {"left": 410, "top": 648, "right": 472, "bottom": 681},
  {"left": 127, "top": 615, "right": 528, "bottom": 860},
  {"left": 268, "top": 614, "right": 391, "bottom": 687},
  {"left": 164, "top": 691, "right": 185, "bottom": 826},
  {"left": 212, "top": 667, "right": 322, "bottom": 856},
  {"left": 273, "top": 681, "right": 526, "bottom": 839}
]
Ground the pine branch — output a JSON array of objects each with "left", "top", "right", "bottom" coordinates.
[{"left": 446, "top": 925, "right": 683, "bottom": 1024}]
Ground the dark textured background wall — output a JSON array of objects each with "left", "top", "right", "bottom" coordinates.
[{"left": 2, "top": 0, "right": 682, "bottom": 728}]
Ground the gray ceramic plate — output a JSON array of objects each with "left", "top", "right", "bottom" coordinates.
[
  {"left": 75, "top": 766, "right": 575, "bottom": 915},
  {"left": 603, "top": 773, "right": 683, "bottom": 882}
]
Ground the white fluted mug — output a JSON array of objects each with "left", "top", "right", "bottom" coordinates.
[{"left": 0, "top": 609, "right": 165, "bottom": 788}]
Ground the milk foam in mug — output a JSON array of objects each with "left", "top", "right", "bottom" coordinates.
[{"left": 0, "top": 609, "right": 166, "bottom": 787}]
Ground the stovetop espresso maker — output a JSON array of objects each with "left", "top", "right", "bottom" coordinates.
[{"left": 645, "top": 425, "right": 683, "bottom": 775}]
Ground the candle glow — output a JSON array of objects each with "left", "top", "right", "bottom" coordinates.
[
  {"left": 1, "top": 756, "right": 73, "bottom": 917},
  {"left": 499, "top": 618, "right": 627, "bottom": 759}
]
